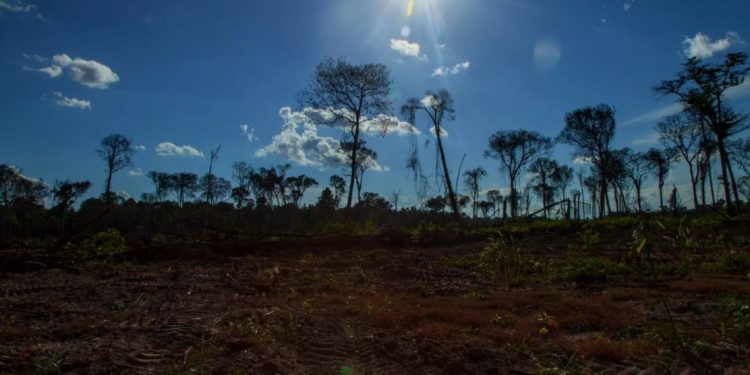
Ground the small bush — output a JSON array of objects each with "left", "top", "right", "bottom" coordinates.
[
  {"left": 551, "top": 257, "right": 629, "bottom": 283},
  {"left": 478, "top": 234, "right": 537, "bottom": 285},
  {"left": 76, "top": 228, "right": 128, "bottom": 262}
]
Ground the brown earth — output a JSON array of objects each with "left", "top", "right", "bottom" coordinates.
[{"left": 1, "top": 231, "right": 749, "bottom": 374}]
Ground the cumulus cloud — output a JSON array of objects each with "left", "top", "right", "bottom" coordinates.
[
  {"left": 533, "top": 40, "right": 561, "bottom": 72},
  {"left": 683, "top": 32, "right": 741, "bottom": 58},
  {"left": 390, "top": 38, "right": 427, "bottom": 60},
  {"left": 431, "top": 61, "right": 470, "bottom": 77},
  {"left": 240, "top": 124, "right": 258, "bottom": 142},
  {"left": 155, "top": 142, "right": 204, "bottom": 158},
  {"left": 255, "top": 107, "right": 389, "bottom": 171},
  {"left": 35, "top": 54, "right": 120, "bottom": 89},
  {"left": 293, "top": 106, "right": 419, "bottom": 137},
  {"left": 0, "top": 0, "right": 35, "bottom": 13},
  {"left": 128, "top": 168, "right": 144, "bottom": 177},
  {"left": 53, "top": 92, "right": 91, "bottom": 110}
]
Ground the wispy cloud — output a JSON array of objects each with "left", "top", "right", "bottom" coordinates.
[
  {"left": 128, "top": 168, "right": 144, "bottom": 177},
  {"left": 622, "top": 103, "right": 683, "bottom": 126},
  {"left": 33, "top": 54, "right": 120, "bottom": 89},
  {"left": 683, "top": 32, "right": 741, "bottom": 58},
  {"left": 623, "top": 0, "right": 635, "bottom": 12},
  {"left": 134, "top": 145, "right": 146, "bottom": 151},
  {"left": 240, "top": 124, "right": 258, "bottom": 142},
  {"left": 631, "top": 131, "right": 660, "bottom": 146},
  {"left": 389, "top": 38, "right": 427, "bottom": 60},
  {"left": 0, "top": 0, "right": 35, "bottom": 13},
  {"left": 155, "top": 142, "right": 204, "bottom": 158},
  {"left": 53, "top": 92, "right": 91, "bottom": 110},
  {"left": 431, "top": 61, "right": 470, "bottom": 77},
  {"left": 533, "top": 40, "right": 561, "bottom": 72}
]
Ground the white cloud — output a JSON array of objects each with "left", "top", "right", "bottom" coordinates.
[
  {"left": 683, "top": 32, "right": 741, "bottom": 59},
  {"left": 431, "top": 61, "right": 470, "bottom": 77},
  {"left": 53, "top": 92, "right": 91, "bottom": 110},
  {"left": 22, "top": 53, "right": 46, "bottom": 62},
  {"left": 295, "top": 106, "right": 419, "bottom": 137},
  {"left": 0, "top": 0, "right": 35, "bottom": 12},
  {"left": 36, "top": 54, "right": 120, "bottom": 89},
  {"left": 600, "top": 18, "right": 606, "bottom": 24},
  {"left": 622, "top": 103, "right": 683, "bottom": 126},
  {"left": 134, "top": 145, "right": 146, "bottom": 151},
  {"left": 572, "top": 156, "right": 592, "bottom": 165},
  {"left": 390, "top": 38, "right": 427, "bottom": 60},
  {"left": 128, "top": 168, "right": 144, "bottom": 177},
  {"left": 38, "top": 65, "right": 62, "bottom": 77},
  {"left": 429, "top": 125, "right": 448, "bottom": 138},
  {"left": 155, "top": 142, "right": 204, "bottom": 158},
  {"left": 240, "top": 124, "right": 258, "bottom": 142},
  {"left": 255, "top": 107, "right": 388, "bottom": 171},
  {"left": 533, "top": 40, "right": 561, "bottom": 72}
]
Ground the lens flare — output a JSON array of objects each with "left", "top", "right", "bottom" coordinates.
[
  {"left": 401, "top": 25, "right": 411, "bottom": 37},
  {"left": 406, "top": 0, "right": 414, "bottom": 17}
]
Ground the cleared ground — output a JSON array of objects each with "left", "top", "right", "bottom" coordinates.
[{"left": 1, "top": 223, "right": 749, "bottom": 374}]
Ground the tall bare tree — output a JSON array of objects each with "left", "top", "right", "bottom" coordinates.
[
  {"left": 298, "top": 58, "right": 392, "bottom": 209},
  {"left": 485, "top": 129, "right": 552, "bottom": 218},
  {"left": 645, "top": 148, "right": 670, "bottom": 212},
  {"left": 463, "top": 167, "right": 487, "bottom": 219},
  {"left": 558, "top": 104, "right": 616, "bottom": 218},
  {"left": 656, "top": 114, "right": 701, "bottom": 209},
  {"left": 654, "top": 52, "right": 750, "bottom": 212},
  {"left": 96, "top": 134, "right": 134, "bottom": 202},
  {"left": 402, "top": 90, "right": 461, "bottom": 223}
]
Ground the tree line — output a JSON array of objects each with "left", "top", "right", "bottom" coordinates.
[{"left": 1, "top": 52, "right": 750, "bottom": 240}]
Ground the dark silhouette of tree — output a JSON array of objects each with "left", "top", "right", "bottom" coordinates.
[
  {"left": 654, "top": 52, "right": 750, "bottom": 212},
  {"left": 0, "top": 165, "right": 47, "bottom": 206},
  {"left": 147, "top": 171, "right": 173, "bottom": 202},
  {"left": 645, "top": 148, "right": 671, "bottom": 211},
  {"left": 355, "top": 192, "right": 390, "bottom": 210},
  {"left": 96, "top": 134, "right": 134, "bottom": 202},
  {"left": 558, "top": 104, "right": 616, "bottom": 218},
  {"left": 298, "top": 58, "right": 392, "bottom": 209},
  {"left": 231, "top": 186, "right": 252, "bottom": 208},
  {"left": 51, "top": 180, "right": 91, "bottom": 216},
  {"left": 553, "top": 164, "right": 574, "bottom": 201},
  {"left": 199, "top": 174, "right": 230, "bottom": 204},
  {"left": 329, "top": 175, "right": 346, "bottom": 208},
  {"left": 728, "top": 137, "right": 750, "bottom": 177},
  {"left": 205, "top": 145, "right": 222, "bottom": 205},
  {"left": 342, "top": 141, "right": 378, "bottom": 201},
  {"left": 485, "top": 129, "right": 552, "bottom": 218},
  {"left": 388, "top": 190, "right": 400, "bottom": 211},
  {"left": 463, "top": 167, "right": 487, "bottom": 219},
  {"left": 656, "top": 114, "right": 701, "bottom": 209},
  {"left": 316, "top": 187, "right": 337, "bottom": 210},
  {"left": 425, "top": 196, "right": 446, "bottom": 213},
  {"left": 285, "top": 175, "right": 318, "bottom": 206},
  {"left": 529, "top": 157, "right": 559, "bottom": 218},
  {"left": 622, "top": 149, "right": 654, "bottom": 212},
  {"left": 477, "top": 200, "right": 494, "bottom": 218},
  {"left": 402, "top": 89, "right": 461, "bottom": 223},
  {"left": 172, "top": 173, "right": 198, "bottom": 207},
  {"left": 486, "top": 189, "right": 504, "bottom": 219}
]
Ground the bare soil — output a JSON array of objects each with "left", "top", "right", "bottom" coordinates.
[{"left": 1, "top": 230, "right": 748, "bottom": 374}]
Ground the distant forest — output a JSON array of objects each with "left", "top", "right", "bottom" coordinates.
[{"left": 2, "top": 53, "right": 750, "bottom": 240}]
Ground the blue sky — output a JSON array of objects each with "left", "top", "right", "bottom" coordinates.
[{"left": 2, "top": 0, "right": 750, "bottom": 208}]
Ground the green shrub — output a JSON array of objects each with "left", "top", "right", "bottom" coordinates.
[
  {"left": 478, "top": 234, "right": 537, "bottom": 285},
  {"left": 76, "top": 228, "right": 128, "bottom": 262},
  {"left": 718, "top": 250, "right": 750, "bottom": 274}
]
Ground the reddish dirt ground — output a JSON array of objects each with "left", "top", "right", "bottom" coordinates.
[{"left": 1, "top": 232, "right": 749, "bottom": 374}]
